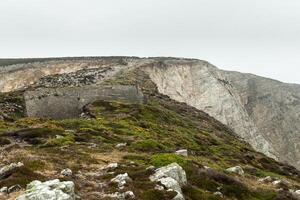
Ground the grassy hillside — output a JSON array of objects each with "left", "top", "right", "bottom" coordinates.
[{"left": 0, "top": 69, "right": 299, "bottom": 200}]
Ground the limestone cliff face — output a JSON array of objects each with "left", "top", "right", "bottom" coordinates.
[
  {"left": 144, "top": 59, "right": 300, "bottom": 168},
  {"left": 221, "top": 71, "right": 300, "bottom": 168},
  {"left": 144, "top": 60, "right": 276, "bottom": 159},
  {"left": 0, "top": 57, "right": 299, "bottom": 169}
]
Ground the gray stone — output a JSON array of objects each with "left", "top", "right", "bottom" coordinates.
[
  {"left": 16, "top": 179, "right": 75, "bottom": 200},
  {"left": 115, "top": 143, "right": 127, "bottom": 148},
  {"left": 175, "top": 149, "right": 188, "bottom": 157},
  {"left": 150, "top": 163, "right": 187, "bottom": 199},
  {"left": 226, "top": 166, "right": 244, "bottom": 176},
  {"left": 111, "top": 173, "right": 132, "bottom": 190},
  {"left": 150, "top": 163, "right": 187, "bottom": 186},
  {"left": 290, "top": 190, "right": 300, "bottom": 200},
  {"left": 159, "top": 177, "right": 182, "bottom": 194},
  {"left": 154, "top": 185, "right": 164, "bottom": 191},
  {"left": 61, "top": 168, "right": 73, "bottom": 177},
  {"left": 214, "top": 191, "right": 224, "bottom": 198},
  {"left": 0, "top": 187, "right": 7, "bottom": 194},
  {"left": 102, "top": 163, "right": 118, "bottom": 170},
  {"left": 0, "top": 162, "right": 24, "bottom": 179}
]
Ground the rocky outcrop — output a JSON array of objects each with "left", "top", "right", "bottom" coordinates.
[
  {"left": 150, "top": 163, "right": 187, "bottom": 200},
  {"left": 145, "top": 58, "right": 300, "bottom": 169},
  {"left": 16, "top": 179, "right": 75, "bottom": 200},
  {"left": 145, "top": 60, "right": 276, "bottom": 159}
]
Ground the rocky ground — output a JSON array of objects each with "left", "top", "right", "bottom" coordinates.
[{"left": 0, "top": 58, "right": 299, "bottom": 200}]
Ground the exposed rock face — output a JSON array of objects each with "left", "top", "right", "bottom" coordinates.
[
  {"left": 24, "top": 85, "right": 144, "bottom": 119},
  {"left": 221, "top": 70, "right": 300, "bottom": 168},
  {"left": 145, "top": 60, "right": 276, "bottom": 159},
  {"left": 145, "top": 59, "right": 300, "bottom": 168}
]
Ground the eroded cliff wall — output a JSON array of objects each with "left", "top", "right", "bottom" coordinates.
[{"left": 144, "top": 59, "right": 300, "bottom": 168}]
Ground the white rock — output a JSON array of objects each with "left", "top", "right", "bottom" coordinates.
[
  {"left": 159, "top": 177, "right": 182, "bottom": 194},
  {"left": 150, "top": 163, "right": 187, "bottom": 186},
  {"left": 146, "top": 166, "right": 155, "bottom": 171},
  {"left": 111, "top": 173, "right": 132, "bottom": 189},
  {"left": 291, "top": 190, "right": 300, "bottom": 200},
  {"left": 61, "top": 168, "right": 73, "bottom": 177},
  {"left": 150, "top": 163, "right": 187, "bottom": 199},
  {"left": 102, "top": 163, "right": 118, "bottom": 170},
  {"left": 0, "top": 187, "right": 7, "bottom": 194},
  {"left": 226, "top": 166, "right": 244, "bottom": 176},
  {"left": 0, "top": 162, "right": 24, "bottom": 179},
  {"left": 214, "top": 191, "right": 224, "bottom": 198},
  {"left": 124, "top": 191, "right": 135, "bottom": 199},
  {"left": 16, "top": 179, "right": 75, "bottom": 200},
  {"left": 272, "top": 179, "right": 289, "bottom": 188},
  {"left": 154, "top": 185, "right": 164, "bottom": 191},
  {"left": 115, "top": 143, "right": 127, "bottom": 148},
  {"left": 175, "top": 149, "right": 188, "bottom": 157}
]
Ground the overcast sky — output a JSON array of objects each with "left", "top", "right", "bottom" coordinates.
[{"left": 0, "top": 0, "right": 299, "bottom": 84}]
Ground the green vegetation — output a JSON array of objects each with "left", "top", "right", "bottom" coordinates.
[
  {"left": 0, "top": 97, "right": 299, "bottom": 199},
  {"left": 150, "top": 153, "right": 187, "bottom": 167}
]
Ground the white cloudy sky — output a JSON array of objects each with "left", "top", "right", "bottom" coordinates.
[{"left": 0, "top": 0, "right": 299, "bottom": 83}]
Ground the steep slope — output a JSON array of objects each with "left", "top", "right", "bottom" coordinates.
[
  {"left": 0, "top": 65, "right": 299, "bottom": 200},
  {"left": 222, "top": 71, "right": 300, "bottom": 168},
  {"left": 144, "top": 59, "right": 300, "bottom": 169}
]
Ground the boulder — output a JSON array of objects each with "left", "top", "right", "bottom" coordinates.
[
  {"left": 150, "top": 163, "right": 187, "bottom": 186},
  {"left": 61, "top": 168, "right": 73, "bottom": 177},
  {"left": 0, "top": 162, "right": 24, "bottom": 179},
  {"left": 175, "top": 149, "right": 188, "bottom": 157},
  {"left": 290, "top": 190, "right": 300, "bottom": 200},
  {"left": 16, "top": 179, "right": 75, "bottom": 200},
  {"left": 102, "top": 163, "right": 118, "bottom": 170},
  {"left": 111, "top": 173, "right": 132, "bottom": 190},
  {"left": 150, "top": 163, "right": 187, "bottom": 200},
  {"left": 226, "top": 166, "right": 244, "bottom": 176}
]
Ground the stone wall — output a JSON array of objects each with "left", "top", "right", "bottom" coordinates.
[{"left": 24, "top": 85, "right": 144, "bottom": 119}]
